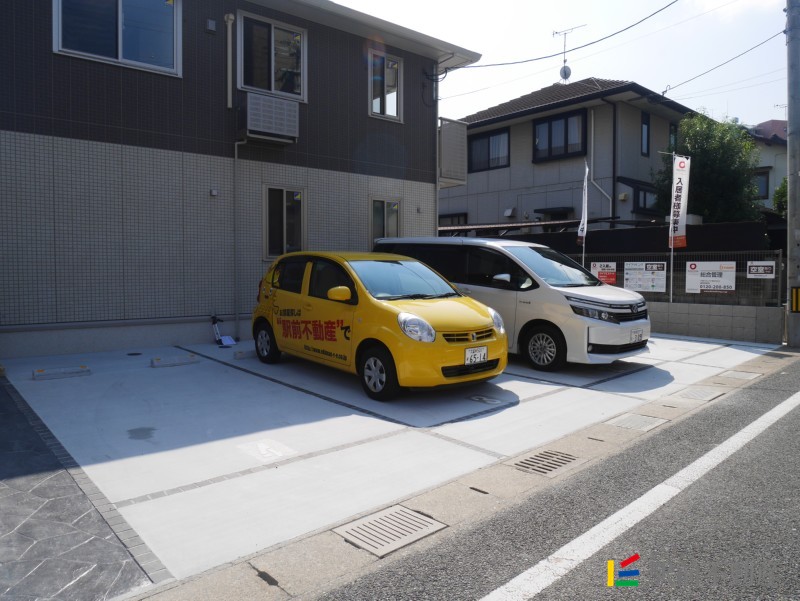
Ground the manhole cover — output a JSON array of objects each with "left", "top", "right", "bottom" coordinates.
[
  {"left": 605, "top": 413, "right": 667, "bottom": 432},
  {"left": 513, "top": 450, "right": 583, "bottom": 477},
  {"left": 333, "top": 505, "right": 446, "bottom": 557}
]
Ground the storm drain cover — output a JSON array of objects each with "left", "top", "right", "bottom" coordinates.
[
  {"left": 333, "top": 505, "right": 446, "bottom": 557},
  {"left": 605, "top": 413, "right": 667, "bottom": 432},
  {"left": 719, "top": 370, "right": 761, "bottom": 381},
  {"left": 670, "top": 387, "right": 727, "bottom": 402},
  {"left": 512, "top": 450, "right": 584, "bottom": 477}
]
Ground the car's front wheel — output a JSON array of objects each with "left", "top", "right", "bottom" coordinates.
[
  {"left": 359, "top": 345, "right": 399, "bottom": 401},
  {"left": 254, "top": 321, "right": 281, "bottom": 364},
  {"left": 522, "top": 324, "right": 566, "bottom": 371}
]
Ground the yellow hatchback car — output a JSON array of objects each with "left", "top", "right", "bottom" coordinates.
[{"left": 252, "top": 251, "right": 508, "bottom": 401}]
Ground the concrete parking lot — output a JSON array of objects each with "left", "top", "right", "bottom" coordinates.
[{"left": 0, "top": 335, "right": 787, "bottom": 600}]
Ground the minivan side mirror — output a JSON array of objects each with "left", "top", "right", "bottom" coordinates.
[{"left": 327, "top": 286, "right": 352, "bottom": 302}]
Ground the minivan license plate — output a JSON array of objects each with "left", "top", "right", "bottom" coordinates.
[
  {"left": 465, "top": 346, "right": 488, "bottom": 365},
  {"left": 631, "top": 329, "right": 643, "bottom": 343}
]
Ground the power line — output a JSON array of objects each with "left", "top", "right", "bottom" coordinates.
[
  {"left": 662, "top": 30, "right": 785, "bottom": 95},
  {"left": 460, "top": 0, "right": 679, "bottom": 70}
]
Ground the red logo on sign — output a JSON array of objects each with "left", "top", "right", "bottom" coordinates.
[
  {"left": 678, "top": 160, "right": 686, "bottom": 168},
  {"left": 689, "top": 263, "right": 697, "bottom": 270}
]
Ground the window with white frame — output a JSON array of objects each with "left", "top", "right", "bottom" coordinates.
[
  {"left": 369, "top": 50, "right": 402, "bottom": 120},
  {"left": 373, "top": 200, "right": 399, "bottom": 239},
  {"left": 54, "top": 0, "right": 181, "bottom": 74},
  {"left": 239, "top": 12, "right": 306, "bottom": 101},
  {"left": 265, "top": 187, "right": 303, "bottom": 258}
]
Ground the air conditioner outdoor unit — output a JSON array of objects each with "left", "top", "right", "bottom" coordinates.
[{"left": 244, "top": 92, "right": 298, "bottom": 143}]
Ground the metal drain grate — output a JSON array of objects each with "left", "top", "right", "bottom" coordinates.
[
  {"left": 513, "top": 450, "right": 580, "bottom": 477},
  {"left": 605, "top": 413, "right": 667, "bottom": 432},
  {"left": 333, "top": 505, "right": 446, "bottom": 557}
]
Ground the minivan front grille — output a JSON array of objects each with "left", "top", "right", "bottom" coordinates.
[
  {"left": 590, "top": 340, "right": 648, "bottom": 355},
  {"left": 442, "top": 328, "right": 494, "bottom": 343},
  {"left": 616, "top": 309, "right": 648, "bottom": 322}
]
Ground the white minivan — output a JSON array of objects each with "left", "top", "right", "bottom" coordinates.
[{"left": 373, "top": 237, "right": 650, "bottom": 371}]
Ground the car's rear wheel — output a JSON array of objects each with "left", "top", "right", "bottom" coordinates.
[
  {"left": 359, "top": 345, "right": 399, "bottom": 401},
  {"left": 255, "top": 322, "right": 281, "bottom": 364},
  {"left": 522, "top": 324, "right": 566, "bottom": 371}
]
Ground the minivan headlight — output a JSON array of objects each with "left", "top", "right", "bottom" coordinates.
[
  {"left": 488, "top": 307, "right": 505, "bottom": 334},
  {"left": 570, "top": 305, "right": 619, "bottom": 323},
  {"left": 398, "top": 312, "right": 436, "bottom": 342}
]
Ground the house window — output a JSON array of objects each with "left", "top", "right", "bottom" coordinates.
[
  {"left": 239, "top": 12, "right": 306, "bottom": 101},
  {"left": 641, "top": 112, "right": 650, "bottom": 156},
  {"left": 265, "top": 187, "right": 303, "bottom": 258},
  {"left": 54, "top": 0, "right": 181, "bottom": 74},
  {"left": 753, "top": 169, "right": 770, "bottom": 200},
  {"left": 619, "top": 177, "right": 658, "bottom": 215},
  {"left": 373, "top": 200, "right": 399, "bottom": 239},
  {"left": 669, "top": 123, "right": 678, "bottom": 150},
  {"left": 369, "top": 50, "right": 402, "bottom": 120},
  {"left": 439, "top": 213, "right": 468, "bottom": 227},
  {"left": 468, "top": 129, "right": 509, "bottom": 172},
  {"left": 533, "top": 110, "right": 586, "bottom": 162}
]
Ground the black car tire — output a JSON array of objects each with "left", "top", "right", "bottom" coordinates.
[
  {"left": 255, "top": 321, "right": 281, "bottom": 364},
  {"left": 359, "top": 345, "right": 400, "bottom": 401},
  {"left": 522, "top": 324, "right": 566, "bottom": 371}
]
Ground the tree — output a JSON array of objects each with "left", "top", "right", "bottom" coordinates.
[
  {"left": 773, "top": 176, "right": 788, "bottom": 218},
  {"left": 654, "top": 113, "right": 762, "bottom": 223}
]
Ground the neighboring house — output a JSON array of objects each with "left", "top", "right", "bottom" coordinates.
[
  {"left": 438, "top": 78, "right": 692, "bottom": 233},
  {"left": 749, "top": 119, "right": 788, "bottom": 210},
  {"left": 0, "top": 0, "right": 478, "bottom": 357}
]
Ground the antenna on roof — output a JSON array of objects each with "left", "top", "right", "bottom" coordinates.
[{"left": 553, "top": 24, "right": 585, "bottom": 83}]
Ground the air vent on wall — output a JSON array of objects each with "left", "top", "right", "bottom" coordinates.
[{"left": 245, "top": 92, "right": 298, "bottom": 143}]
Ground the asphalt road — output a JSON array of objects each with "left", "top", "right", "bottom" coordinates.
[{"left": 310, "top": 357, "right": 800, "bottom": 601}]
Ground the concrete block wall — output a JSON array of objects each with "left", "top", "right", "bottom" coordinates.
[{"left": 649, "top": 302, "right": 785, "bottom": 344}]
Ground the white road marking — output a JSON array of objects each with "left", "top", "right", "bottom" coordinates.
[{"left": 481, "top": 390, "right": 800, "bottom": 600}]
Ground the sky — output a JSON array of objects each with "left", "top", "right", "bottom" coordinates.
[{"left": 333, "top": 0, "right": 788, "bottom": 127}]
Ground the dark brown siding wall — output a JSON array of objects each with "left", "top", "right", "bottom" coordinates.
[{"left": 0, "top": 1, "right": 438, "bottom": 183}]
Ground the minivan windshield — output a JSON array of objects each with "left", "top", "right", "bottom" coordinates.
[
  {"left": 349, "top": 260, "right": 459, "bottom": 300},
  {"left": 503, "top": 246, "right": 601, "bottom": 287}
]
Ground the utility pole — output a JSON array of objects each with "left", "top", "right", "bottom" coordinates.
[{"left": 788, "top": 0, "right": 800, "bottom": 346}]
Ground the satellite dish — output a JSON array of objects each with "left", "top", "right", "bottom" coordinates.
[{"left": 560, "top": 65, "right": 571, "bottom": 81}]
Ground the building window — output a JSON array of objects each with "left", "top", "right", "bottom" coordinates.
[
  {"left": 753, "top": 168, "right": 770, "bottom": 200},
  {"left": 369, "top": 50, "right": 402, "bottom": 120},
  {"left": 239, "top": 12, "right": 306, "bottom": 101},
  {"left": 265, "top": 188, "right": 303, "bottom": 258},
  {"left": 618, "top": 177, "right": 658, "bottom": 215},
  {"left": 439, "top": 213, "right": 468, "bottom": 227},
  {"left": 641, "top": 112, "right": 650, "bottom": 156},
  {"left": 533, "top": 110, "right": 586, "bottom": 162},
  {"left": 54, "top": 0, "right": 181, "bottom": 74},
  {"left": 669, "top": 123, "right": 678, "bottom": 150},
  {"left": 468, "top": 129, "right": 509, "bottom": 172},
  {"left": 373, "top": 200, "right": 399, "bottom": 239}
]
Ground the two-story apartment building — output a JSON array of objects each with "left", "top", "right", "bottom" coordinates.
[
  {"left": 0, "top": 0, "right": 479, "bottom": 357},
  {"left": 439, "top": 78, "right": 692, "bottom": 233}
]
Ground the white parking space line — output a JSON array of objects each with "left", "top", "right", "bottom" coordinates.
[
  {"left": 119, "top": 430, "right": 497, "bottom": 578},
  {"left": 433, "top": 388, "right": 647, "bottom": 457},
  {"left": 480, "top": 390, "right": 800, "bottom": 600}
]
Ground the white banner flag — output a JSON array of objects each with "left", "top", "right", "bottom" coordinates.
[
  {"left": 669, "top": 155, "right": 691, "bottom": 249},
  {"left": 577, "top": 161, "right": 589, "bottom": 246}
]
